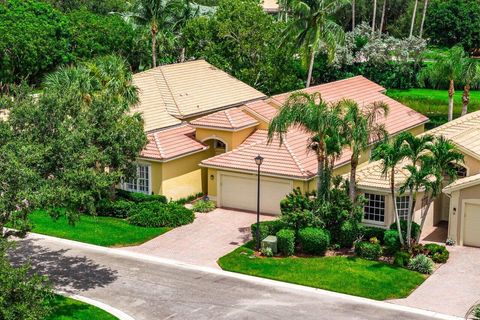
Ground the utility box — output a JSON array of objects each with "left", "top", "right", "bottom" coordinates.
[{"left": 261, "top": 235, "right": 278, "bottom": 254}]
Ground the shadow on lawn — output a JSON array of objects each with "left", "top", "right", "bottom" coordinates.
[{"left": 8, "top": 238, "right": 118, "bottom": 293}]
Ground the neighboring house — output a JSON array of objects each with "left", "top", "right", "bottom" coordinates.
[
  {"left": 354, "top": 110, "right": 480, "bottom": 247},
  {"left": 199, "top": 77, "right": 428, "bottom": 214},
  {"left": 261, "top": 0, "right": 280, "bottom": 13},
  {"left": 123, "top": 60, "right": 266, "bottom": 200}
]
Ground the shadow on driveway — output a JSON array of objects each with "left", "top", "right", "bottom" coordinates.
[{"left": 8, "top": 238, "right": 118, "bottom": 293}]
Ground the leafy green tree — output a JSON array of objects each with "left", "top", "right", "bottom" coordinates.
[
  {"left": 268, "top": 92, "right": 343, "bottom": 200},
  {"left": 183, "top": 0, "right": 302, "bottom": 94},
  {"left": 425, "top": 0, "right": 480, "bottom": 52},
  {"left": 45, "top": 0, "right": 129, "bottom": 14},
  {"left": 419, "top": 46, "right": 464, "bottom": 122},
  {"left": 284, "top": 0, "right": 348, "bottom": 87},
  {"left": 0, "top": 240, "right": 53, "bottom": 320},
  {"left": 0, "top": 0, "right": 71, "bottom": 85},
  {"left": 342, "top": 99, "right": 389, "bottom": 201},
  {"left": 1, "top": 56, "right": 147, "bottom": 234}
]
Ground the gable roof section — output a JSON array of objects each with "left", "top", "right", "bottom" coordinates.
[
  {"left": 443, "top": 173, "right": 480, "bottom": 194},
  {"left": 244, "top": 99, "right": 281, "bottom": 122},
  {"left": 140, "top": 123, "right": 208, "bottom": 161},
  {"left": 190, "top": 107, "right": 259, "bottom": 131},
  {"left": 201, "top": 128, "right": 353, "bottom": 180},
  {"left": 427, "top": 110, "right": 480, "bottom": 160},
  {"left": 353, "top": 159, "right": 412, "bottom": 192}
]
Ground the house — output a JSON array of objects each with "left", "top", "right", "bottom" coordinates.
[
  {"left": 261, "top": 0, "right": 280, "bottom": 13},
  {"left": 123, "top": 60, "right": 428, "bottom": 215},
  {"left": 354, "top": 110, "right": 480, "bottom": 247}
]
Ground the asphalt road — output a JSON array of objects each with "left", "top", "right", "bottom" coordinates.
[{"left": 10, "top": 234, "right": 443, "bottom": 320}]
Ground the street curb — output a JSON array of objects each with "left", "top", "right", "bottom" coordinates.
[
  {"left": 56, "top": 291, "right": 135, "bottom": 320},
  {"left": 28, "top": 232, "right": 461, "bottom": 320}
]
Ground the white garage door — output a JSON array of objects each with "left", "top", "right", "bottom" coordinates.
[
  {"left": 219, "top": 173, "right": 293, "bottom": 215},
  {"left": 464, "top": 203, "right": 480, "bottom": 247}
]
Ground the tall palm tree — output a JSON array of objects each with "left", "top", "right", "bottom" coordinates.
[
  {"left": 378, "top": 0, "right": 387, "bottom": 35},
  {"left": 371, "top": 135, "right": 408, "bottom": 246},
  {"left": 371, "top": 0, "right": 377, "bottom": 33},
  {"left": 420, "top": 46, "right": 464, "bottom": 122},
  {"left": 284, "top": 0, "right": 348, "bottom": 88},
  {"left": 342, "top": 99, "right": 389, "bottom": 201},
  {"left": 268, "top": 92, "right": 342, "bottom": 200},
  {"left": 419, "top": 0, "right": 428, "bottom": 38},
  {"left": 351, "top": 0, "right": 355, "bottom": 31},
  {"left": 409, "top": 0, "right": 419, "bottom": 38},
  {"left": 461, "top": 60, "right": 480, "bottom": 116},
  {"left": 130, "top": 0, "right": 185, "bottom": 67}
]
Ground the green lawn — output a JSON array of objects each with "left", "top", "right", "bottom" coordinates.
[
  {"left": 386, "top": 88, "right": 480, "bottom": 128},
  {"left": 46, "top": 295, "right": 117, "bottom": 320},
  {"left": 218, "top": 242, "right": 426, "bottom": 301},
  {"left": 29, "top": 210, "right": 169, "bottom": 247}
]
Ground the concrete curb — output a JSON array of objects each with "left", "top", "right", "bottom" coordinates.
[
  {"left": 28, "top": 232, "right": 461, "bottom": 320},
  {"left": 56, "top": 291, "right": 135, "bottom": 320}
]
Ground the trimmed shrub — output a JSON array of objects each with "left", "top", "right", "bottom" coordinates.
[
  {"left": 116, "top": 189, "right": 167, "bottom": 204},
  {"left": 261, "top": 247, "right": 273, "bottom": 257},
  {"left": 192, "top": 200, "right": 216, "bottom": 213},
  {"left": 424, "top": 243, "right": 450, "bottom": 263},
  {"left": 360, "top": 226, "right": 385, "bottom": 244},
  {"left": 384, "top": 230, "right": 401, "bottom": 255},
  {"left": 389, "top": 220, "right": 420, "bottom": 242},
  {"left": 251, "top": 220, "right": 287, "bottom": 245},
  {"left": 298, "top": 227, "right": 330, "bottom": 255},
  {"left": 95, "top": 198, "right": 115, "bottom": 216},
  {"left": 408, "top": 254, "right": 434, "bottom": 274},
  {"left": 354, "top": 241, "right": 383, "bottom": 260},
  {"left": 393, "top": 251, "right": 412, "bottom": 267},
  {"left": 95, "top": 199, "right": 133, "bottom": 218},
  {"left": 276, "top": 229, "right": 295, "bottom": 256},
  {"left": 338, "top": 220, "right": 361, "bottom": 248},
  {"left": 175, "top": 192, "right": 204, "bottom": 205},
  {"left": 127, "top": 202, "right": 194, "bottom": 228}
]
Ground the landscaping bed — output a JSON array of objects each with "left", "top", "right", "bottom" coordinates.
[
  {"left": 46, "top": 295, "right": 117, "bottom": 320},
  {"left": 218, "top": 241, "right": 425, "bottom": 300}
]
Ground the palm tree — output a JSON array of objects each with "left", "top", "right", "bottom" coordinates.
[
  {"left": 130, "top": 0, "right": 185, "bottom": 67},
  {"left": 351, "top": 0, "right": 355, "bottom": 31},
  {"left": 409, "top": 0, "right": 419, "bottom": 38},
  {"left": 420, "top": 46, "right": 464, "bottom": 122},
  {"left": 342, "top": 99, "right": 389, "bottom": 201},
  {"left": 284, "top": 0, "right": 348, "bottom": 88},
  {"left": 378, "top": 0, "right": 387, "bottom": 35},
  {"left": 419, "top": 0, "right": 428, "bottom": 38},
  {"left": 461, "top": 60, "right": 480, "bottom": 116},
  {"left": 371, "top": 135, "right": 409, "bottom": 246},
  {"left": 371, "top": 0, "right": 377, "bottom": 33},
  {"left": 268, "top": 92, "right": 342, "bottom": 200}
]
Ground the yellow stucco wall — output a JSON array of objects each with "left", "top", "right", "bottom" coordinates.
[
  {"left": 195, "top": 126, "right": 256, "bottom": 151},
  {"left": 448, "top": 184, "right": 480, "bottom": 245}
]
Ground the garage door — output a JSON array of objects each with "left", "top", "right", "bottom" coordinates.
[
  {"left": 219, "top": 173, "right": 293, "bottom": 215},
  {"left": 464, "top": 203, "right": 480, "bottom": 247}
]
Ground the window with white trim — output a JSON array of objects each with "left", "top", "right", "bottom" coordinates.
[
  {"left": 122, "top": 164, "right": 150, "bottom": 194},
  {"left": 396, "top": 195, "right": 410, "bottom": 220},
  {"left": 364, "top": 193, "right": 385, "bottom": 223}
]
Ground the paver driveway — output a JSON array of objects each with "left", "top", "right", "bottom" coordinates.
[
  {"left": 122, "top": 208, "right": 275, "bottom": 268},
  {"left": 391, "top": 245, "right": 480, "bottom": 317}
]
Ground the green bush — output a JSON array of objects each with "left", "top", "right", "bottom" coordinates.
[
  {"left": 95, "top": 199, "right": 133, "bottom": 218},
  {"left": 251, "top": 220, "right": 287, "bottom": 245},
  {"left": 175, "top": 192, "right": 204, "bottom": 205},
  {"left": 393, "top": 251, "right": 412, "bottom": 267},
  {"left": 337, "top": 220, "right": 361, "bottom": 248},
  {"left": 389, "top": 220, "right": 420, "bottom": 242},
  {"left": 424, "top": 243, "right": 450, "bottom": 263},
  {"left": 192, "top": 200, "right": 216, "bottom": 213},
  {"left": 116, "top": 189, "right": 167, "bottom": 204},
  {"left": 384, "top": 230, "right": 401, "bottom": 255},
  {"left": 276, "top": 229, "right": 295, "bottom": 256},
  {"left": 360, "top": 226, "right": 385, "bottom": 244},
  {"left": 298, "top": 227, "right": 330, "bottom": 255},
  {"left": 472, "top": 304, "right": 480, "bottom": 320},
  {"left": 280, "top": 188, "right": 314, "bottom": 214},
  {"left": 408, "top": 254, "right": 434, "bottom": 274},
  {"left": 354, "top": 241, "right": 383, "bottom": 260},
  {"left": 127, "top": 202, "right": 194, "bottom": 228},
  {"left": 261, "top": 247, "right": 273, "bottom": 257}
]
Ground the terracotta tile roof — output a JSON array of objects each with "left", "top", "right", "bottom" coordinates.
[
  {"left": 352, "top": 159, "right": 412, "bottom": 192},
  {"left": 133, "top": 60, "right": 265, "bottom": 126},
  {"left": 190, "top": 107, "right": 259, "bottom": 130},
  {"left": 427, "top": 110, "right": 480, "bottom": 159},
  {"left": 272, "top": 76, "right": 429, "bottom": 137},
  {"left": 244, "top": 99, "right": 280, "bottom": 122},
  {"left": 140, "top": 123, "right": 208, "bottom": 161},
  {"left": 443, "top": 172, "right": 480, "bottom": 194},
  {"left": 201, "top": 128, "right": 352, "bottom": 180}
]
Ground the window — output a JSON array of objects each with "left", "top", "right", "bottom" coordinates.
[
  {"left": 214, "top": 139, "right": 226, "bottom": 149},
  {"left": 122, "top": 164, "right": 150, "bottom": 194},
  {"left": 364, "top": 193, "right": 385, "bottom": 223},
  {"left": 455, "top": 165, "right": 467, "bottom": 178},
  {"left": 396, "top": 196, "right": 410, "bottom": 220}
]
